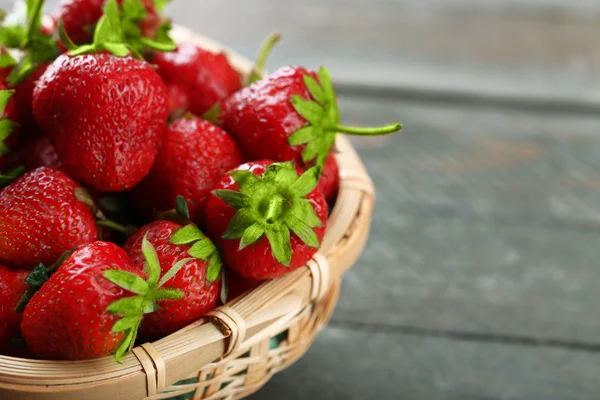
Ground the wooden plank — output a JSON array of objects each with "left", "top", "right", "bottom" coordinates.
[
  {"left": 250, "top": 325, "right": 600, "bottom": 400},
  {"left": 323, "top": 96, "right": 600, "bottom": 344}
]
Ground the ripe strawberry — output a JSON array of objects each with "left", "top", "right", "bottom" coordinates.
[
  {"left": 0, "top": 265, "right": 29, "bottom": 350},
  {"left": 12, "top": 63, "right": 50, "bottom": 132},
  {"left": 224, "top": 269, "right": 262, "bottom": 303},
  {"left": 206, "top": 160, "right": 328, "bottom": 280},
  {"left": 123, "top": 219, "right": 222, "bottom": 339},
  {"left": 153, "top": 43, "right": 242, "bottom": 116},
  {"left": 317, "top": 152, "right": 339, "bottom": 203},
  {"left": 21, "top": 240, "right": 184, "bottom": 361},
  {"left": 55, "top": 0, "right": 161, "bottom": 46},
  {"left": 132, "top": 116, "right": 244, "bottom": 224},
  {"left": 0, "top": 88, "right": 20, "bottom": 170},
  {"left": 5, "top": 132, "right": 60, "bottom": 171},
  {"left": 0, "top": 167, "right": 98, "bottom": 269},
  {"left": 34, "top": 1, "right": 169, "bottom": 191},
  {"left": 218, "top": 66, "right": 401, "bottom": 170}
]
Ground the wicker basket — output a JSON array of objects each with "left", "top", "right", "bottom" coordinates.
[{"left": 0, "top": 26, "right": 375, "bottom": 400}]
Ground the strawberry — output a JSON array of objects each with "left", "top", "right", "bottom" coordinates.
[
  {"left": 54, "top": 0, "right": 164, "bottom": 48},
  {"left": 218, "top": 66, "right": 401, "bottom": 170},
  {"left": 0, "top": 167, "right": 98, "bottom": 269},
  {"left": 21, "top": 240, "right": 184, "bottom": 361},
  {"left": 5, "top": 131, "right": 61, "bottom": 171},
  {"left": 34, "top": 0, "right": 169, "bottom": 191},
  {"left": 131, "top": 116, "right": 244, "bottom": 225},
  {"left": 317, "top": 152, "right": 339, "bottom": 203},
  {"left": 205, "top": 160, "right": 328, "bottom": 280},
  {"left": 0, "top": 88, "right": 20, "bottom": 170},
  {"left": 0, "top": 265, "right": 29, "bottom": 350},
  {"left": 224, "top": 269, "right": 262, "bottom": 303},
  {"left": 153, "top": 44, "right": 242, "bottom": 116},
  {"left": 123, "top": 218, "right": 222, "bottom": 339}
]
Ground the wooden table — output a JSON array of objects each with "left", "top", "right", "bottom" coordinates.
[{"left": 12, "top": 0, "right": 600, "bottom": 398}]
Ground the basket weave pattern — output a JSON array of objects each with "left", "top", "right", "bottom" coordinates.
[{"left": 0, "top": 27, "right": 375, "bottom": 400}]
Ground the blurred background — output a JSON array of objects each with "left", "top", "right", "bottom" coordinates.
[{"left": 11, "top": 0, "right": 600, "bottom": 398}]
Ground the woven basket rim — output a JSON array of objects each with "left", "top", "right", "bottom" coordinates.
[{"left": 0, "top": 26, "right": 375, "bottom": 400}]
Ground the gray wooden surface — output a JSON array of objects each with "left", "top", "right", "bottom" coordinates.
[{"left": 6, "top": 0, "right": 600, "bottom": 399}]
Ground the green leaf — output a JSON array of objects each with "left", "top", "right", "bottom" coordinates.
[
  {"left": 0, "top": 51, "right": 16, "bottom": 68},
  {"left": 288, "top": 125, "right": 317, "bottom": 146},
  {"left": 171, "top": 224, "right": 204, "bottom": 245},
  {"left": 317, "top": 66, "right": 339, "bottom": 121},
  {"left": 97, "top": 194, "right": 124, "bottom": 213},
  {"left": 153, "top": 0, "right": 170, "bottom": 11},
  {"left": 103, "top": 42, "right": 130, "bottom": 57},
  {"left": 188, "top": 238, "right": 216, "bottom": 260},
  {"left": 97, "top": 0, "right": 123, "bottom": 44},
  {"left": 213, "top": 189, "right": 250, "bottom": 209},
  {"left": 24, "top": 263, "right": 48, "bottom": 289},
  {"left": 121, "top": 0, "right": 147, "bottom": 21},
  {"left": 103, "top": 270, "right": 149, "bottom": 295},
  {"left": 202, "top": 103, "right": 221, "bottom": 123},
  {"left": 265, "top": 226, "right": 292, "bottom": 266},
  {"left": 142, "top": 234, "right": 160, "bottom": 287},
  {"left": 143, "top": 300, "right": 159, "bottom": 314},
  {"left": 0, "top": 165, "right": 25, "bottom": 190},
  {"left": 239, "top": 223, "right": 265, "bottom": 249},
  {"left": 0, "top": 89, "right": 14, "bottom": 113},
  {"left": 228, "top": 170, "right": 258, "bottom": 190},
  {"left": 295, "top": 198, "right": 323, "bottom": 228},
  {"left": 301, "top": 139, "right": 322, "bottom": 164},
  {"left": 158, "top": 257, "right": 193, "bottom": 287},
  {"left": 175, "top": 195, "right": 190, "bottom": 221},
  {"left": 206, "top": 253, "right": 222, "bottom": 283},
  {"left": 272, "top": 163, "right": 298, "bottom": 188},
  {"left": 290, "top": 95, "right": 324, "bottom": 125},
  {"left": 114, "top": 322, "right": 139, "bottom": 363},
  {"left": 25, "top": 0, "right": 43, "bottom": 41},
  {"left": 303, "top": 74, "right": 325, "bottom": 104},
  {"left": 112, "top": 315, "right": 140, "bottom": 333},
  {"left": 286, "top": 214, "right": 320, "bottom": 248},
  {"left": 106, "top": 296, "right": 146, "bottom": 316},
  {"left": 223, "top": 209, "right": 256, "bottom": 240},
  {"left": 6, "top": 54, "right": 35, "bottom": 85},
  {"left": 152, "top": 288, "right": 183, "bottom": 301},
  {"left": 0, "top": 120, "right": 17, "bottom": 145},
  {"left": 0, "top": 25, "right": 26, "bottom": 48},
  {"left": 289, "top": 167, "right": 319, "bottom": 197},
  {"left": 57, "top": 19, "right": 77, "bottom": 50}
]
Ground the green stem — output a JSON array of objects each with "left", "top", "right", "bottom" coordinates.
[
  {"left": 246, "top": 32, "right": 281, "bottom": 86},
  {"left": 265, "top": 195, "right": 284, "bottom": 224},
  {"left": 25, "top": 0, "right": 44, "bottom": 42},
  {"left": 97, "top": 219, "right": 134, "bottom": 235},
  {"left": 333, "top": 123, "right": 402, "bottom": 136}
]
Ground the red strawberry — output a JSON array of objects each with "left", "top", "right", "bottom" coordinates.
[
  {"left": 123, "top": 219, "right": 222, "bottom": 339},
  {"left": 22, "top": 240, "right": 185, "bottom": 360},
  {"left": 132, "top": 116, "right": 244, "bottom": 225},
  {"left": 54, "top": 0, "right": 160, "bottom": 45},
  {"left": 317, "top": 152, "right": 339, "bottom": 203},
  {"left": 0, "top": 167, "right": 98, "bottom": 269},
  {"left": 218, "top": 66, "right": 401, "bottom": 170},
  {"left": 0, "top": 265, "right": 29, "bottom": 349},
  {"left": 5, "top": 132, "right": 60, "bottom": 171},
  {"left": 12, "top": 63, "right": 50, "bottom": 132},
  {"left": 33, "top": 36, "right": 168, "bottom": 190},
  {"left": 153, "top": 43, "right": 242, "bottom": 116},
  {"left": 0, "top": 87, "right": 20, "bottom": 170},
  {"left": 206, "top": 160, "right": 328, "bottom": 280}
]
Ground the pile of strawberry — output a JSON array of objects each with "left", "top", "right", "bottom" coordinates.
[{"left": 0, "top": 0, "right": 400, "bottom": 362}]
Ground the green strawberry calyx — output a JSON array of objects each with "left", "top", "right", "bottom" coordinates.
[
  {"left": 0, "top": 0, "right": 59, "bottom": 85},
  {"left": 213, "top": 162, "right": 323, "bottom": 267},
  {"left": 169, "top": 195, "right": 223, "bottom": 284},
  {"left": 0, "top": 89, "right": 17, "bottom": 154},
  {"left": 289, "top": 66, "right": 402, "bottom": 169},
  {"left": 0, "top": 165, "right": 25, "bottom": 189},
  {"left": 62, "top": 0, "right": 175, "bottom": 58},
  {"left": 103, "top": 235, "right": 185, "bottom": 362}
]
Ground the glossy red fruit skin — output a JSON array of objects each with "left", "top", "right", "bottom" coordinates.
[
  {"left": 54, "top": 0, "right": 159, "bottom": 45},
  {"left": 0, "top": 265, "right": 29, "bottom": 350},
  {"left": 219, "top": 66, "right": 318, "bottom": 164},
  {"left": 317, "top": 153, "right": 339, "bottom": 203},
  {"left": 153, "top": 44, "right": 242, "bottom": 116},
  {"left": 132, "top": 117, "right": 244, "bottom": 225},
  {"left": 33, "top": 53, "right": 168, "bottom": 191},
  {"left": 123, "top": 220, "right": 220, "bottom": 339},
  {"left": 0, "top": 167, "right": 98, "bottom": 269},
  {"left": 165, "top": 83, "right": 189, "bottom": 117},
  {"left": 0, "top": 82, "right": 21, "bottom": 169},
  {"left": 21, "top": 241, "right": 144, "bottom": 360},
  {"left": 205, "top": 160, "right": 328, "bottom": 280}
]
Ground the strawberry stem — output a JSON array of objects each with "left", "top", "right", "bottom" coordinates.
[
  {"left": 97, "top": 219, "right": 135, "bottom": 235},
  {"left": 333, "top": 122, "right": 402, "bottom": 136},
  {"left": 246, "top": 32, "right": 281, "bottom": 85}
]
